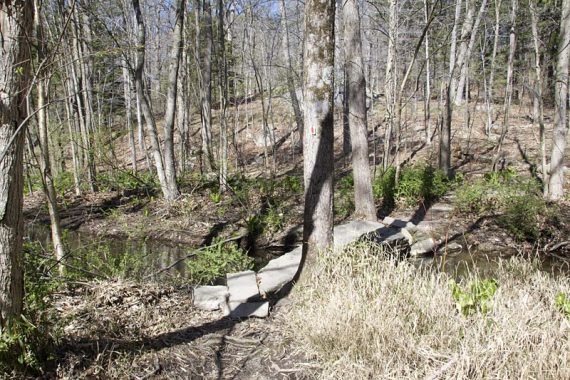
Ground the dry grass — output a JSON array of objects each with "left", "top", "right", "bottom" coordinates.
[{"left": 286, "top": 243, "right": 570, "bottom": 379}]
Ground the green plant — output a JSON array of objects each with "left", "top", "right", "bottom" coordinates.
[
  {"left": 0, "top": 243, "right": 61, "bottom": 375},
  {"left": 209, "top": 191, "right": 222, "bottom": 204},
  {"left": 373, "top": 167, "right": 396, "bottom": 205},
  {"left": 498, "top": 193, "right": 548, "bottom": 241},
  {"left": 335, "top": 174, "right": 355, "bottom": 218},
  {"left": 449, "top": 278, "right": 498, "bottom": 316},
  {"left": 555, "top": 293, "right": 570, "bottom": 319},
  {"left": 263, "top": 206, "right": 285, "bottom": 234},
  {"left": 277, "top": 175, "right": 303, "bottom": 194},
  {"left": 187, "top": 239, "right": 254, "bottom": 284},
  {"left": 395, "top": 164, "right": 451, "bottom": 206}
]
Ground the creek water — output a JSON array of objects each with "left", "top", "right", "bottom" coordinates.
[{"left": 25, "top": 224, "right": 568, "bottom": 282}]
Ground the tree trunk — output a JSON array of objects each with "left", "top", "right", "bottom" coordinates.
[
  {"left": 131, "top": 0, "right": 172, "bottom": 199},
  {"left": 529, "top": 0, "right": 547, "bottom": 193},
  {"left": 343, "top": 0, "right": 376, "bottom": 220},
  {"left": 493, "top": 0, "right": 518, "bottom": 170},
  {"left": 280, "top": 0, "right": 304, "bottom": 141},
  {"left": 487, "top": 0, "right": 502, "bottom": 135},
  {"left": 547, "top": 0, "right": 570, "bottom": 200},
  {"left": 0, "top": 0, "right": 33, "bottom": 326},
  {"left": 123, "top": 63, "right": 138, "bottom": 173},
  {"left": 424, "top": 0, "right": 432, "bottom": 145},
  {"left": 383, "top": 0, "right": 398, "bottom": 171},
  {"left": 197, "top": 0, "right": 215, "bottom": 171},
  {"left": 218, "top": 0, "right": 228, "bottom": 193},
  {"left": 455, "top": 0, "right": 488, "bottom": 105},
  {"left": 299, "top": 0, "right": 336, "bottom": 281},
  {"left": 162, "top": 0, "right": 185, "bottom": 199},
  {"left": 34, "top": 0, "right": 65, "bottom": 276}
]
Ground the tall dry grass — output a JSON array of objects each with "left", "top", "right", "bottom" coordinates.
[{"left": 285, "top": 243, "right": 570, "bottom": 379}]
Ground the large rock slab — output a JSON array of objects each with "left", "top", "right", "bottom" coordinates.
[
  {"left": 223, "top": 301, "right": 270, "bottom": 319},
  {"left": 410, "top": 238, "right": 437, "bottom": 257},
  {"left": 333, "top": 220, "right": 385, "bottom": 250},
  {"left": 193, "top": 285, "right": 229, "bottom": 311},
  {"left": 227, "top": 270, "right": 260, "bottom": 303},
  {"left": 364, "top": 226, "right": 410, "bottom": 250},
  {"left": 257, "top": 246, "right": 302, "bottom": 296}
]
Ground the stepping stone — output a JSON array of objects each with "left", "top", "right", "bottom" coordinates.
[
  {"left": 227, "top": 270, "right": 260, "bottom": 303},
  {"left": 410, "top": 238, "right": 437, "bottom": 257},
  {"left": 192, "top": 285, "right": 229, "bottom": 311},
  {"left": 257, "top": 246, "right": 302, "bottom": 296},
  {"left": 429, "top": 203, "right": 454, "bottom": 213},
  {"left": 223, "top": 301, "right": 270, "bottom": 319},
  {"left": 382, "top": 216, "right": 409, "bottom": 228},
  {"left": 362, "top": 227, "right": 411, "bottom": 255},
  {"left": 334, "top": 220, "right": 385, "bottom": 249}
]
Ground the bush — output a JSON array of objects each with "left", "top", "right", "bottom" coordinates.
[
  {"left": 455, "top": 171, "right": 551, "bottom": 241},
  {"left": 186, "top": 239, "right": 254, "bottom": 285},
  {"left": 0, "top": 243, "right": 61, "bottom": 376},
  {"left": 335, "top": 174, "right": 355, "bottom": 219},
  {"left": 98, "top": 170, "right": 158, "bottom": 193},
  {"left": 374, "top": 164, "right": 452, "bottom": 208}
]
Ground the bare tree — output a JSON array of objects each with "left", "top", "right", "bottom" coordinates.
[
  {"left": 0, "top": 0, "right": 33, "bottom": 326},
  {"left": 33, "top": 0, "right": 65, "bottom": 275},
  {"left": 299, "top": 0, "right": 336, "bottom": 280},
  {"left": 547, "top": 0, "right": 570, "bottom": 200},
  {"left": 343, "top": 0, "right": 376, "bottom": 220}
]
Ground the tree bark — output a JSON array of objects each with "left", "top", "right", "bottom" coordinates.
[
  {"left": 343, "top": 0, "right": 376, "bottom": 220},
  {"left": 280, "top": 0, "right": 304, "bottom": 142},
  {"left": 547, "top": 0, "right": 570, "bottom": 200},
  {"left": 383, "top": 0, "right": 398, "bottom": 171},
  {"left": 218, "top": 0, "right": 228, "bottom": 193},
  {"left": 34, "top": 0, "right": 65, "bottom": 276},
  {"left": 0, "top": 0, "right": 33, "bottom": 326},
  {"left": 162, "top": 0, "right": 185, "bottom": 199},
  {"left": 529, "top": 0, "right": 547, "bottom": 193},
  {"left": 299, "top": 0, "right": 336, "bottom": 281},
  {"left": 131, "top": 0, "right": 172, "bottom": 200},
  {"left": 196, "top": 0, "right": 215, "bottom": 171}
]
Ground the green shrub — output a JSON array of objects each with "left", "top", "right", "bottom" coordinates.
[
  {"left": 0, "top": 243, "right": 61, "bottom": 375},
  {"left": 98, "top": 170, "right": 158, "bottom": 193},
  {"left": 455, "top": 171, "right": 550, "bottom": 241},
  {"left": 335, "top": 174, "right": 355, "bottom": 218},
  {"left": 187, "top": 239, "right": 254, "bottom": 285},
  {"left": 449, "top": 278, "right": 498, "bottom": 316},
  {"left": 374, "top": 164, "right": 452, "bottom": 208},
  {"left": 373, "top": 167, "right": 396, "bottom": 207}
]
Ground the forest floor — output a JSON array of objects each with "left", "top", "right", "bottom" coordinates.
[{"left": 21, "top": 97, "right": 570, "bottom": 378}]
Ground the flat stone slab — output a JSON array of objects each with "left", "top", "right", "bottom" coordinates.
[
  {"left": 223, "top": 301, "right": 270, "bottom": 319},
  {"left": 364, "top": 226, "right": 409, "bottom": 247},
  {"left": 410, "top": 238, "right": 437, "bottom": 257},
  {"left": 257, "top": 246, "right": 302, "bottom": 296},
  {"left": 227, "top": 270, "right": 260, "bottom": 303},
  {"left": 429, "top": 203, "right": 454, "bottom": 213},
  {"left": 193, "top": 285, "right": 229, "bottom": 311},
  {"left": 334, "top": 220, "right": 385, "bottom": 250},
  {"left": 382, "top": 217, "right": 409, "bottom": 229}
]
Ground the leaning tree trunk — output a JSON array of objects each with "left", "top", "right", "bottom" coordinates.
[
  {"left": 162, "top": 0, "right": 185, "bottom": 200},
  {"left": 547, "top": 0, "right": 570, "bottom": 200},
  {"left": 0, "top": 1, "right": 33, "bottom": 327},
  {"left": 131, "top": 0, "right": 172, "bottom": 200},
  {"left": 343, "top": 0, "right": 376, "bottom": 221},
  {"left": 424, "top": 0, "right": 432, "bottom": 144},
  {"left": 34, "top": 0, "right": 65, "bottom": 276},
  {"left": 299, "top": 0, "right": 336, "bottom": 282}
]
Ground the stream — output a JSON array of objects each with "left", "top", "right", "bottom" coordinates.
[{"left": 25, "top": 224, "right": 568, "bottom": 283}]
